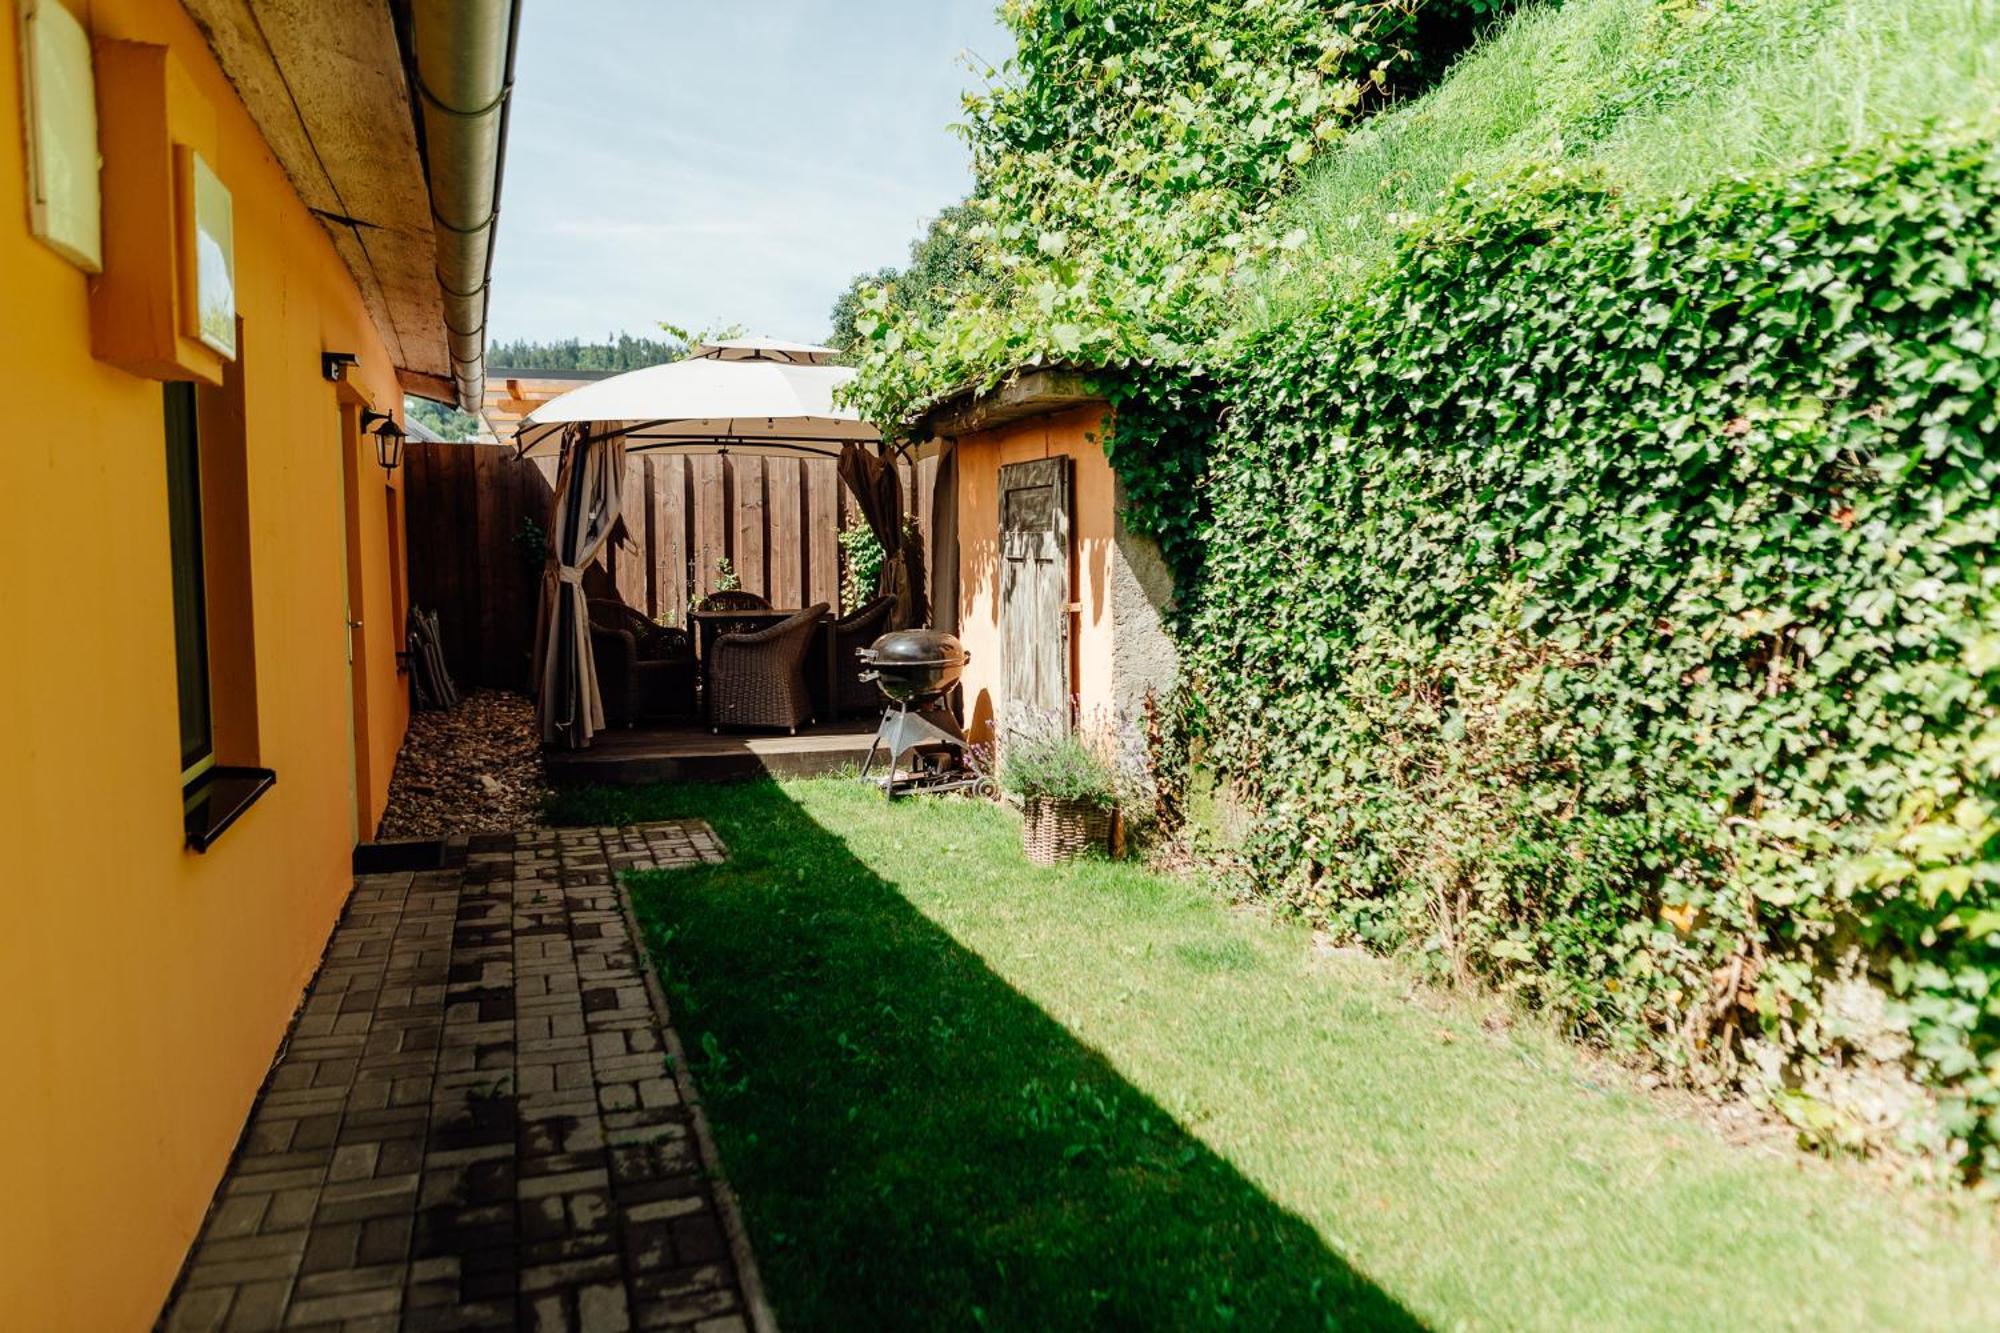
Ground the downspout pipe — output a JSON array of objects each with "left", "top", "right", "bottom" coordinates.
[{"left": 410, "top": 0, "right": 520, "bottom": 413}]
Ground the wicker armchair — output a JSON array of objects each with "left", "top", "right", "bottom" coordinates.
[
  {"left": 831, "top": 596, "right": 895, "bottom": 716},
  {"left": 707, "top": 603, "right": 828, "bottom": 734},
  {"left": 588, "top": 599, "right": 695, "bottom": 726}
]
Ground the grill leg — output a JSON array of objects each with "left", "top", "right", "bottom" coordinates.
[
  {"left": 858, "top": 703, "right": 897, "bottom": 784},
  {"left": 884, "top": 703, "right": 908, "bottom": 800}
]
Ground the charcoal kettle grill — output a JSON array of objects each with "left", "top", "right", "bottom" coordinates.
[{"left": 855, "top": 629, "right": 990, "bottom": 799}]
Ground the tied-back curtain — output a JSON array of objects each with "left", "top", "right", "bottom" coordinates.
[
  {"left": 928, "top": 440, "right": 958, "bottom": 636},
  {"left": 902, "top": 514, "right": 929, "bottom": 630},
  {"left": 532, "top": 425, "right": 628, "bottom": 747},
  {"left": 837, "top": 441, "right": 899, "bottom": 552},
  {"left": 837, "top": 442, "right": 929, "bottom": 629}
]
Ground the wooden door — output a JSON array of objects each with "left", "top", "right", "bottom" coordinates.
[
  {"left": 337, "top": 402, "right": 372, "bottom": 842},
  {"left": 998, "top": 457, "right": 1072, "bottom": 735}
]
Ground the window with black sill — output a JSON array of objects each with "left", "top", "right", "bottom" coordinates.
[
  {"left": 164, "top": 351, "right": 275, "bottom": 850},
  {"left": 164, "top": 381, "right": 214, "bottom": 784}
]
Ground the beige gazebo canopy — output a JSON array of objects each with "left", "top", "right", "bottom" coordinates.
[{"left": 512, "top": 338, "right": 884, "bottom": 460}]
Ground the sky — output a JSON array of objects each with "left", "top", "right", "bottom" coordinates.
[{"left": 487, "top": 2, "right": 1011, "bottom": 349}]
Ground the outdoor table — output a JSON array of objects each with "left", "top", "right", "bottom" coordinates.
[
  {"left": 689, "top": 607, "right": 840, "bottom": 719},
  {"left": 689, "top": 607, "right": 797, "bottom": 661}
]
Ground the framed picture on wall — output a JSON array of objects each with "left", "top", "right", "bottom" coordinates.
[{"left": 175, "top": 146, "right": 236, "bottom": 359}]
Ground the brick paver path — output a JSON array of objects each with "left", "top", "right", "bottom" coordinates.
[{"left": 161, "top": 823, "right": 769, "bottom": 1333}]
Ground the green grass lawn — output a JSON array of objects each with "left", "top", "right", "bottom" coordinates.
[{"left": 551, "top": 779, "right": 2000, "bottom": 1331}]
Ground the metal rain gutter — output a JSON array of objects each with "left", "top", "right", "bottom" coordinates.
[{"left": 410, "top": 0, "right": 519, "bottom": 413}]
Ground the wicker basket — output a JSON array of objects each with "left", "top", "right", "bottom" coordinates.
[{"left": 1022, "top": 795, "right": 1115, "bottom": 866}]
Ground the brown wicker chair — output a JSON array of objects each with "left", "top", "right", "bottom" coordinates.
[
  {"left": 707, "top": 603, "right": 828, "bottom": 734},
  {"left": 588, "top": 599, "right": 695, "bottom": 726},
  {"left": 830, "top": 596, "right": 896, "bottom": 716}
]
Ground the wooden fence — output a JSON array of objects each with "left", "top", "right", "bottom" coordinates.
[{"left": 405, "top": 441, "right": 935, "bottom": 690}]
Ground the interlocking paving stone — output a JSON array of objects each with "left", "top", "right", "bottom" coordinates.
[{"left": 158, "top": 823, "right": 759, "bottom": 1333}]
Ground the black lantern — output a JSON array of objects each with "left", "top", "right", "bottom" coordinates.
[{"left": 361, "top": 409, "right": 406, "bottom": 473}]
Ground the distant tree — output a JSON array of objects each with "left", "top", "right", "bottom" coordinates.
[
  {"left": 487, "top": 331, "right": 686, "bottom": 372},
  {"left": 828, "top": 266, "right": 900, "bottom": 356},
  {"left": 487, "top": 323, "right": 756, "bottom": 374},
  {"left": 404, "top": 396, "right": 479, "bottom": 441},
  {"left": 828, "top": 203, "right": 994, "bottom": 357}
]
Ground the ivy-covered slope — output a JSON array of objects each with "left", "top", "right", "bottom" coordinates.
[
  {"left": 843, "top": 0, "right": 1511, "bottom": 436},
  {"left": 844, "top": 0, "right": 2000, "bottom": 1181},
  {"left": 1195, "top": 120, "right": 2000, "bottom": 1185},
  {"left": 1252, "top": 0, "right": 2000, "bottom": 321}
]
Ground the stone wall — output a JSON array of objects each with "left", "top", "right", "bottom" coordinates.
[{"left": 1108, "top": 474, "right": 1181, "bottom": 723}]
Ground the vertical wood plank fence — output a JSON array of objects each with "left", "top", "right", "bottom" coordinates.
[{"left": 406, "top": 442, "right": 936, "bottom": 691}]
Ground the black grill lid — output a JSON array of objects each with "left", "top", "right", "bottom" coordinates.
[{"left": 862, "top": 629, "right": 967, "bottom": 667}]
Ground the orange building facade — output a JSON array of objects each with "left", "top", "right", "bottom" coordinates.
[
  {"left": 929, "top": 375, "right": 1180, "bottom": 749},
  {"left": 0, "top": 0, "right": 465, "bottom": 1324}
]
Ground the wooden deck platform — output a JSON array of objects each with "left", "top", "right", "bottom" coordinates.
[{"left": 546, "top": 718, "right": 881, "bottom": 786}]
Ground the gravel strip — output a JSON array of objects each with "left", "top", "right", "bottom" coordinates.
[{"left": 377, "top": 689, "right": 549, "bottom": 838}]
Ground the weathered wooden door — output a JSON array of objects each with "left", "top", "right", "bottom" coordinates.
[{"left": 998, "top": 457, "right": 1072, "bottom": 733}]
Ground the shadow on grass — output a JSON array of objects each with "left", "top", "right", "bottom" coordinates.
[{"left": 552, "top": 780, "right": 1424, "bottom": 1332}]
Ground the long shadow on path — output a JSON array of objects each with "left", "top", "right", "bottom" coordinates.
[{"left": 600, "top": 783, "right": 1424, "bottom": 1332}]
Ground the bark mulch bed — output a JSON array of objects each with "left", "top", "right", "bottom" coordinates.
[{"left": 377, "top": 689, "right": 549, "bottom": 839}]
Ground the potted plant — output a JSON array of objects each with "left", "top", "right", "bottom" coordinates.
[{"left": 1001, "top": 730, "right": 1120, "bottom": 865}]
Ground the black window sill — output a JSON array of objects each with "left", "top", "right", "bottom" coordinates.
[{"left": 185, "top": 766, "right": 277, "bottom": 852}]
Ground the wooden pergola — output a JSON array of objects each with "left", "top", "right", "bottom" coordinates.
[{"left": 477, "top": 367, "right": 613, "bottom": 443}]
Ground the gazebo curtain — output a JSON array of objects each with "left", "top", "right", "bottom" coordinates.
[
  {"left": 837, "top": 443, "right": 929, "bottom": 629},
  {"left": 532, "top": 424, "right": 628, "bottom": 747},
  {"left": 928, "top": 440, "right": 958, "bottom": 636}
]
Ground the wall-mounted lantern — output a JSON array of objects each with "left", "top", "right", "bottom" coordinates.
[{"left": 361, "top": 409, "right": 405, "bottom": 474}]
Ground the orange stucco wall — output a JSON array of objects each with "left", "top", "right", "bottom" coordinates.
[
  {"left": 0, "top": 0, "right": 411, "bottom": 1325},
  {"left": 952, "top": 404, "right": 1118, "bottom": 744}
]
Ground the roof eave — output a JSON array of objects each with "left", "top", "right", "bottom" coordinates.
[{"left": 913, "top": 364, "right": 1110, "bottom": 439}]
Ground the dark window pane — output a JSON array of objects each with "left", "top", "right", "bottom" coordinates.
[{"left": 164, "top": 382, "right": 212, "bottom": 778}]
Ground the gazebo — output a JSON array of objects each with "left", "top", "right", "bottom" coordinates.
[{"left": 517, "top": 338, "right": 941, "bottom": 748}]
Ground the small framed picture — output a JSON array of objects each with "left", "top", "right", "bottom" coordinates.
[{"left": 176, "top": 146, "right": 236, "bottom": 359}]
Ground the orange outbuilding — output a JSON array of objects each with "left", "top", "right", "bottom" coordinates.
[
  {"left": 919, "top": 369, "right": 1180, "bottom": 750},
  {"left": 0, "top": 1, "right": 512, "bottom": 1325}
]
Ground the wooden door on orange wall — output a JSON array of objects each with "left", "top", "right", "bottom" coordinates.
[
  {"left": 998, "top": 456, "right": 1072, "bottom": 736},
  {"left": 338, "top": 402, "right": 373, "bottom": 842}
]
